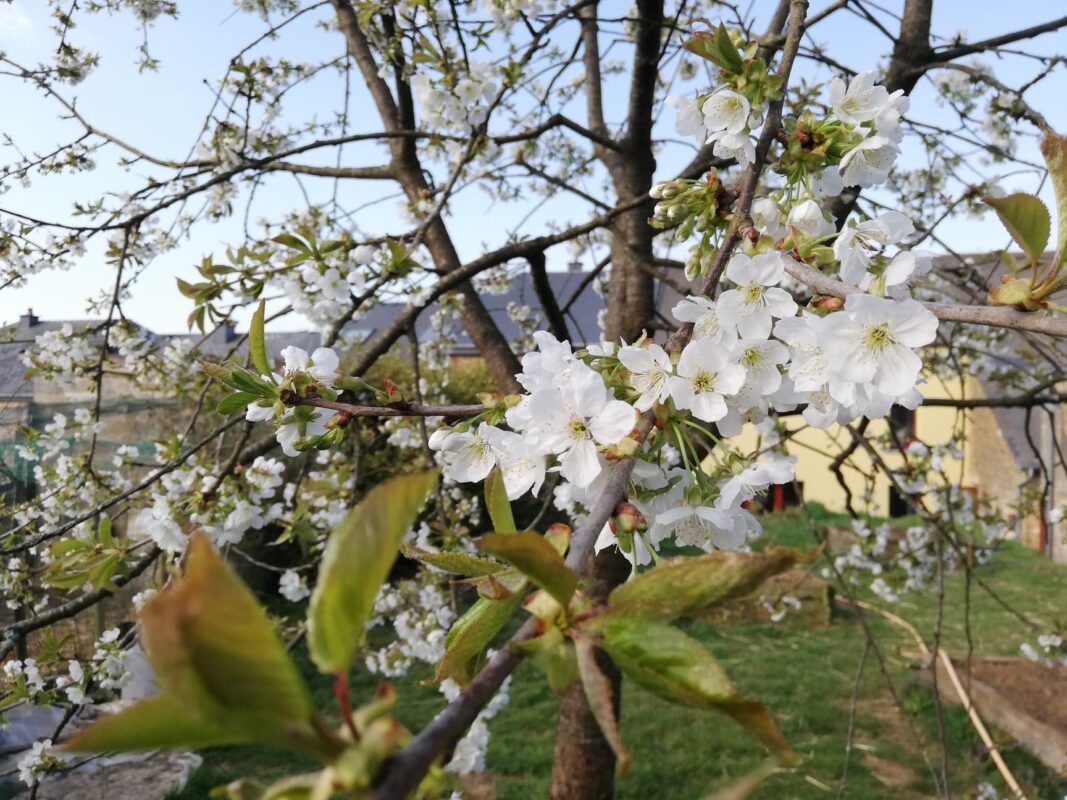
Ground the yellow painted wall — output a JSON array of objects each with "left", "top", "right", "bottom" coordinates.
[{"left": 728, "top": 374, "right": 975, "bottom": 515}]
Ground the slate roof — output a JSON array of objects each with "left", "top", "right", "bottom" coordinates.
[{"left": 339, "top": 269, "right": 686, "bottom": 351}]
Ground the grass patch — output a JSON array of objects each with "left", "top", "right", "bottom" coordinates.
[{"left": 171, "top": 506, "right": 1067, "bottom": 799}]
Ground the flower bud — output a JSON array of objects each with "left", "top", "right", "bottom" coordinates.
[{"left": 609, "top": 502, "right": 647, "bottom": 537}]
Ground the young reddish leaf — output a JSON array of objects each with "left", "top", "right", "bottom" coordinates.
[
  {"left": 249, "top": 299, "right": 271, "bottom": 376},
  {"left": 984, "top": 193, "right": 1050, "bottom": 264},
  {"left": 599, "top": 618, "right": 797, "bottom": 764},
  {"left": 605, "top": 547, "right": 808, "bottom": 622},
  {"left": 436, "top": 593, "right": 523, "bottom": 685},
  {"left": 68, "top": 535, "right": 328, "bottom": 758},
  {"left": 308, "top": 469, "right": 438, "bottom": 674},
  {"left": 478, "top": 531, "right": 578, "bottom": 607},
  {"left": 575, "top": 637, "right": 630, "bottom": 776},
  {"left": 483, "top": 467, "right": 515, "bottom": 533}
]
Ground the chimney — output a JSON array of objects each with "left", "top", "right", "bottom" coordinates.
[
  {"left": 19, "top": 309, "right": 38, "bottom": 328},
  {"left": 567, "top": 259, "right": 582, "bottom": 273},
  {"left": 222, "top": 323, "right": 237, "bottom": 342}
]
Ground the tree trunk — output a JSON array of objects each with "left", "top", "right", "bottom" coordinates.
[
  {"left": 549, "top": 549, "right": 632, "bottom": 800},
  {"left": 549, "top": 3, "right": 663, "bottom": 798}
]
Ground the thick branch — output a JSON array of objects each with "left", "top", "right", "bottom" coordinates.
[
  {"left": 931, "top": 15, "right": 1067, "bottom": 63},
  {"left": 296, "top": 396, "right": 485, "bottom": 418},
  {"left": 783, "top": 258, "right": 1067, "bottom": 338},
  {"left": 527, "top": 251, "right": 572, "bottom": 342},
  {"left": 263, "top": 162, "right": 395, "bottom": 179}
]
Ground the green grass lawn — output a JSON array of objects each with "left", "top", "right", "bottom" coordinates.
[{"left": 171, "top": 506, "right": 1067, "bottom": 799}]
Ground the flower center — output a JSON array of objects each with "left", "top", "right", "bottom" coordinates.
[
  {"left": 692, "top": 370, "right": 717, "bottom": 393},
  {"left": 741, "top": 346, "right": 764, "bottom": 368},
  {"left": 864, "top": 323, "right": 895, "bottom": 351},
  {"left": 568, "top": 417, "right": 590, "bottom": 439},
  {"left": 743, "top": 285, "right": 765, "bottom": 306}
]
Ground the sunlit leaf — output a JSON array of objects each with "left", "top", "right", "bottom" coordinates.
[
  {"left": 484, "top": 467, "right": 515, "bottom": 533},
  {"left": 400, "top": 544, "right": 504, "bottom": 576},
  {"left": 984, "top": 193, "right": 1050, "bottom": 263},
  {"left": 217, "top": 391, "right": 259, "bottom": 416},
  {"left": 683, "top": 24, "right": 743, "bottom": 74},
  {"left": 478, "top": 532, "right": 578, "bottom": 607},
  {"left": 599, "top": 618, "right": 797, "bottom": 764},
  {"left": 68, "top": 535, "right": 327, "bottom": 758},
  {"left": 249, "top": 300, "right": 270, "bottom": 376},
  {"left": 604, "top": 548, "right": 808, "bottom": 622},
  {"left": 436, "top": 593, "right": 522, "bottom": 685},
  {"left": 308, "top": 470, "right": 439, "bottom": 674},
  {"left": 1040, "top": 129, "right": 1067, "bottom": 268}
]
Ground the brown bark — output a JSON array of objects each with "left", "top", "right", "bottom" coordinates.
[
  {"left": 549, "top": 548, "right": 632, "bottom": 800},
  {"left": 549, "top": 4, "right": 663, "bottom": 798},
  {"left": 603, "top": 0, "right": 663, "bottom": 344},
  {"left": 329, "top": 0, "right": 522, "bottom": 392}
]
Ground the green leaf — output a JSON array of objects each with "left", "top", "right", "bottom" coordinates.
[
  {"left": 604, "top": 548, "right": 806, "bottom": 622},
  {"left": 682, "top": 24, "right": 743, "bottom": 74},
  {"left": 400, "top": 544, "right": 505, "bottom": 576},
  {"left": 97, "top": 515, "right": 113, "bottom": 548},
  {"left": 599, "top": 618, "right": 797, "bottom": 763},
  {"left": 575, "top": 637, "right": 630, "bottom": 775},
  {"left": 478, "top": 532, "right": 578, "bottom": 607},
  {"left": 230, "top": 368, "right": 274, "bottom": 397},
  {"left": 68, "top": 535, "right": 325, "bottom": 757},
  {"left": 1040, "top": 130, "right": 1067, "bottom": 268},
  {"left": 484, "top": 468, "right": 515, "bottom": 533},
  {"left": 436, "top": 593, "right": 522, "bottom": 685},
  {"left": 249, "top": 300, "right": 270, "bottom": 376},
  {"left": 271, "top": 233, "right": 311, "bottom": 252},
  {"left": 984, "top": 193, "right": 1050, "bottom": 263},
  {"left": 513, "top": 626, "right": 578, "bottom": 696},
  {"left": 67, "top": 694, "right": 249, "bottom": 753},
  {"left": 217, "top": 391, "right": 259, "bottom": 416},
  {"left": 308, "top": 470, "right": 439, "bottom": 673}
]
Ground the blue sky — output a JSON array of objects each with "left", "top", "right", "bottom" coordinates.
[{"left": 1, "top": 0, "right": 1065, "bottom": 333}]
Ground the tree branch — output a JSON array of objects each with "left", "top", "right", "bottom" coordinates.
[{"left": 783, "top": 258, "right": 1067, "bottom": 338}]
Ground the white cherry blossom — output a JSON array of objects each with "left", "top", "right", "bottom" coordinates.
[
  {"left": 787, "top": 199, "right": 834, "bottom": 242},
  {"left": 822, "top": 295, "right": 938, "bottom": 398},
  {"left": 839, "top": 135, "right": 899, "bottom": 187},
  {"left": 716, "top": 252, "right": 798, "bottom": 339},
  {"left": 671, "top": 296, "right": 737, "bottom": 345},
  {"left": 828, "top": 70, "right": 891, "bottom": 125},
  {"left": 523, "top": 363, "right": 636, "bottom": 488},
  {"left": 702, "top": 89, "right": 751, "bottom": 134},
  {"left": 668, "top": 338, "right": 746, "bottom": 422},
  {"left": 833, "top": 210, "right": 914, "bottom": 285},
  {"left": 618, "top": 343, "right": 674, "bottom": 411}
]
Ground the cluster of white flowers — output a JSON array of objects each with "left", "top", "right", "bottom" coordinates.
[
  {"left": 132, "top": 455, "right": 288, "bottom": 552},
  {"left": 278, "top": 569, "right": 310, "bottom": 602},
  {"left": 245, "top": 346, "right": 340, "bottom": 456},
  {"left": 16, "top": 738, "right": 58, "bottom": 787},
  {"left": 441, "top": 673, "right": 512, "bottom": 774},
  {"left": 20, "top": 323, "right": 96, "bottom": 383},
  {"left": 669, "top": 68, "right": 907, "bottom": 185},
  {"left": 1020, "top": 633, "right": 1067, "bottom": 668},
  {"left": 411, "top": 61, "right": 500, "bottom": 137}
]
